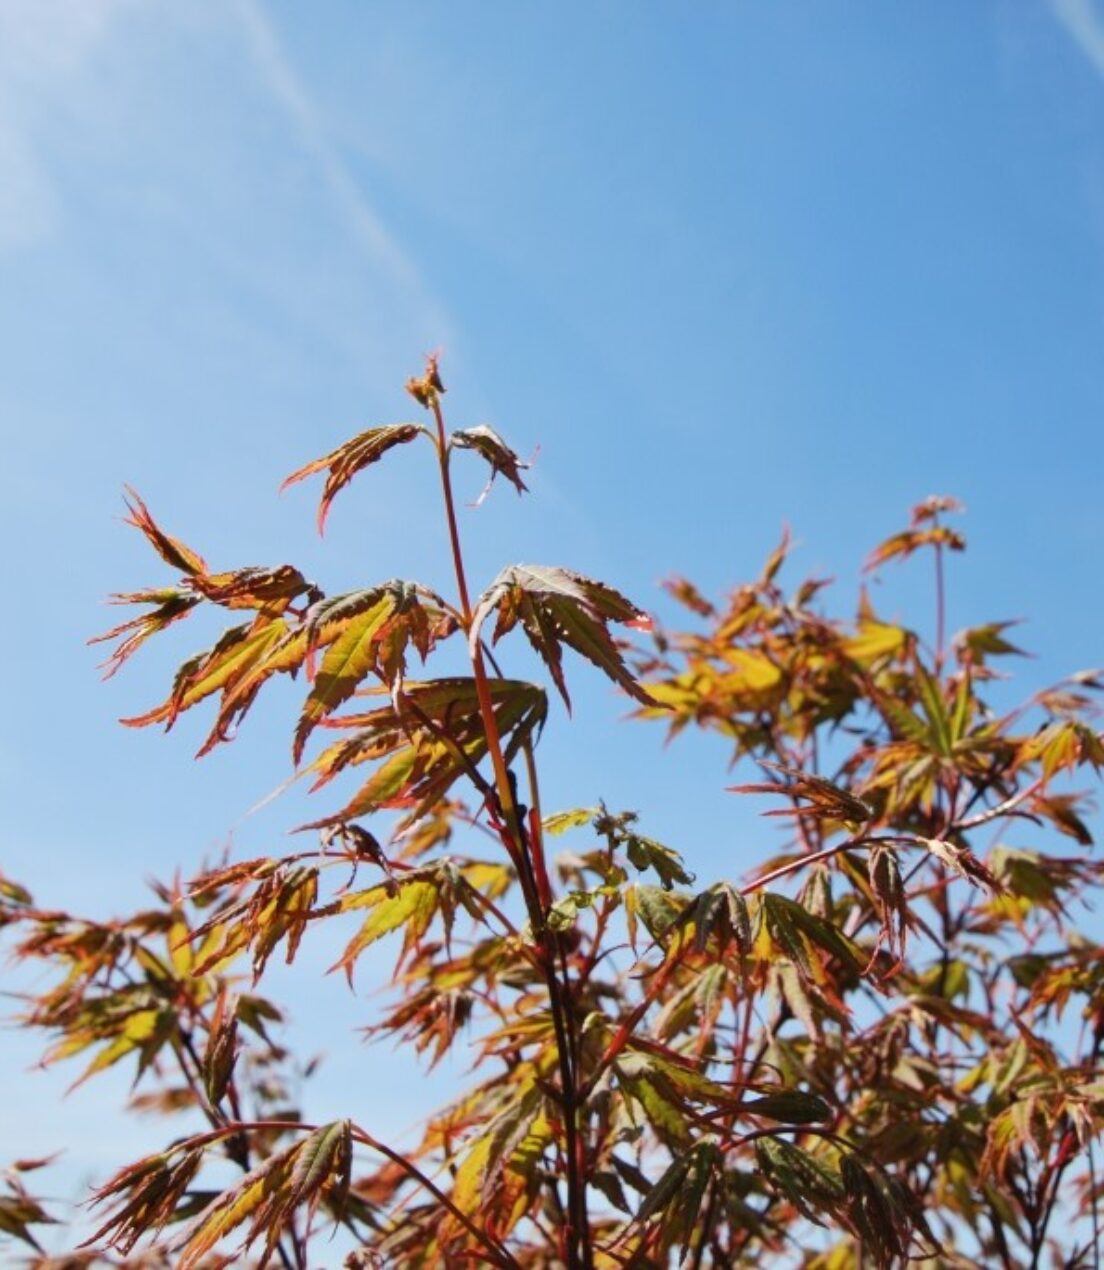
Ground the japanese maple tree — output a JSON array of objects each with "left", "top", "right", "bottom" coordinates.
[{"left": 3, "top": 358, "right": 1103, "bottom": 1268}]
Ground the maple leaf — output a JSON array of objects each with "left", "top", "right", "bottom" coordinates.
[
  {"left": 730, "top": 762, "right": 873, "bottom": 825},
  {"left": 470, "top": 564, "right": 658, "bottom": 710},
  {"left": 450, "top": 425, "right": 530, "bottom": 503},
  {"left": 121, "top": 617, "right": 289, "bottom": 731},
  {"left": 923, "top": 837, "right": 1004, "bottom": 894},
  {"left": 282, "top": 423, "right": 428, "bottom": 532},
  {"left": 121, "top": 487, "right": 207, "bottom": 576},
  {"left": 184, "top": 564, "right": 316, "bottom": 614},
  {"left": 302, "top": 677, "right": 547, "bottom": 829},
  {"left": 86, "top": 1145, "right": 204, "bottom": 1254},
  {"left": 292, "top": 582, "right": 457, "bottom": 763},
  {"left": 864, "top": 523, "right": 966, "bottom": 572},
  {"left": 91, "top": 588, "right": 202, "bottom": 678},
  {"left": 94, "top": 491, "right": 316, "bottom": 681}
]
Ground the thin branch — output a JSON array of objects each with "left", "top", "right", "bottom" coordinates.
[{"left": 350, "top": 1126, "right": 522, "bottom": 1270}]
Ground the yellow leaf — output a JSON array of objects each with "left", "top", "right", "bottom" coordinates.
[
  {"left": 843, "top": 621, "right": 907, "bottom": 664},
  {"left": 719, "top": 648, "right": 782, "bottom": 690},
  {"left": 177, "top": 1153, "right": 292, "bottom": 1268}
]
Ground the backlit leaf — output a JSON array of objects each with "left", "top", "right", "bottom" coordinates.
[
  {"left": 470, "top": 563, "right": 658, "bottom": 710},
  {"left": 121, "top": 487, "right": 207, "bottom": 576},
  {"left": 302, "top": 677, "right": 546, "bottom": 829},
  {"left": 282, "top": 423, "right": 427, "bottom": 533},
  {"left": 450, "top": 425, "right": 530, "bottom": 502}
]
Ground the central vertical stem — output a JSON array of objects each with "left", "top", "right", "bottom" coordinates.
[
  {"left": 426, "top": 382, "right": 590, "bottom": 1270},
  {"left": 933, "top": 514, "right": 946, "bottom": 674}
]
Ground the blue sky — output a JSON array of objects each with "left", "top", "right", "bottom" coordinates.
[{"left": 2, "top": 0, "right": 1103, "bottom": 1239}]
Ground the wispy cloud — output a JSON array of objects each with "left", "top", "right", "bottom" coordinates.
[
  {"left": 0, "top": 0, "right": 133, "bottom": 248},
  {"left": 233, "top": 0, "right": 453, "bottom": 347},
  {"left": 1, "top": 0, "right": 453, "bottom": 353},
  {"left": 1050, "top": 0, "right": 1104, "bottom": 78}
]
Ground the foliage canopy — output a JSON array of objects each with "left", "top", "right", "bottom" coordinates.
[{"left": 3, "top": 359, "right": 1103, "bottom": 1268}]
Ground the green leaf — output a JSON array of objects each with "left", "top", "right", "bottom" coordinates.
[
  {"left": 334, "top": 879, "right": 440, "bottom": 980},
  {"left": 915, "top": 664, "right": 952, "bottom": 756},
  {"left": 287, "top": 1120, "right": 352, "bottom": 1222},
  {"left": 293, "top": 593, "right": 394, "bottom": 762},
  {"left": 624, "top": 834, "right": 695, "bottom": 891},
  {"left": 615, "top": 1055, "right": 690, "bottom": 1145},
  {"left": 742, "top": 1090, "right": 832, "bottom": 1124},
  {"left": 635, "top": 1153, "right": 693, "bottom": 1224},
  {"left": 626, "top": 884, "right": 689, "bottom": 945},
  {"left": 761, "top": 891, "right": 860, "bottom": 979},
  {"left": 690, "top": 883, "right": 752, "bottom": 956},
  {"left": 957, "top": 621, "right": 1025, "bottom": 661},
  {"left": 755, "top": 1136, "right": 844, "bottom": 1226}
]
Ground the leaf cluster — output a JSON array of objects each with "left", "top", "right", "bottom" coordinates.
[{"left": 5, "top": 367, "right": 1103, "bottom": 1270}]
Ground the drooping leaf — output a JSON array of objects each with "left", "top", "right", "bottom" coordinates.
[
  {"left": 286, "top": 1120, "right": 352, "bottom": 1224},
  {"left": 754, "top": 1136, "right": 844, "bottom": 1227},
  {"left": 121, "top": 617, "right": 288, "bottom": 730},
  {"left": 301, "top": 677, "right": 546, "bottom": 829},
  {"left": 625, "top": 884, "right": 690, "bottom": 946},
  {"left": 760, "top": 892, "right": 862, "bottom": 980},
  {"left": 741, "top": 1090, "right": 832, "bottom": 1124},
  {"left": 689, "top": 882, "right": 752, "bottom": 956},
  {"left": 868, "top": 846, "right": 908, "bottom": 959},
  {"left": 450, "top": 425, "right": 530, "bottom": 502},
  {"left": 189, "top": 865, "right": 320, "bottom": 982},
  {"left": 623, "top": 833, "right": 695, "bottom": 891},
  {"left": 282, "top": 423, "right": 427, "bottom": 533},
  {"left": 202, "top": 996, "right": 238, "bottom": 1108},
  {"left": 191, "top": 593, "right": 397, "bottom": 754},
  {"left": 923, "top": 837, "right": 1003, "bottom": 895},
  {"left": 839, "top": 1153, "right": 933, "bottom": 1268},
  {"left": 470, "top": 564, "right": 657, "bottom": 710},
  {"left": 332, "top": 878, "right": 440, "bottom": 981},
  {"left": 636, "top": 1140, "right": 722, "bottom": 1263},
  {"left": 174, "top": 1144, "right": 296, "bottom": 1268},
  {"left": 87, "top": 1146, "right": 204, "bottom": 1254},
  {"left": 0, "top": 1180, "right": 57, "bottom": 1252},
  {"left": 91, "top": 588, "right": 203, "bottom": 678},
  {"left": 731, "top": 762, "right": 872, "bottom": 826},
  {"left": 121, "top": 487, "right": 207, "bottom": 576}
]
